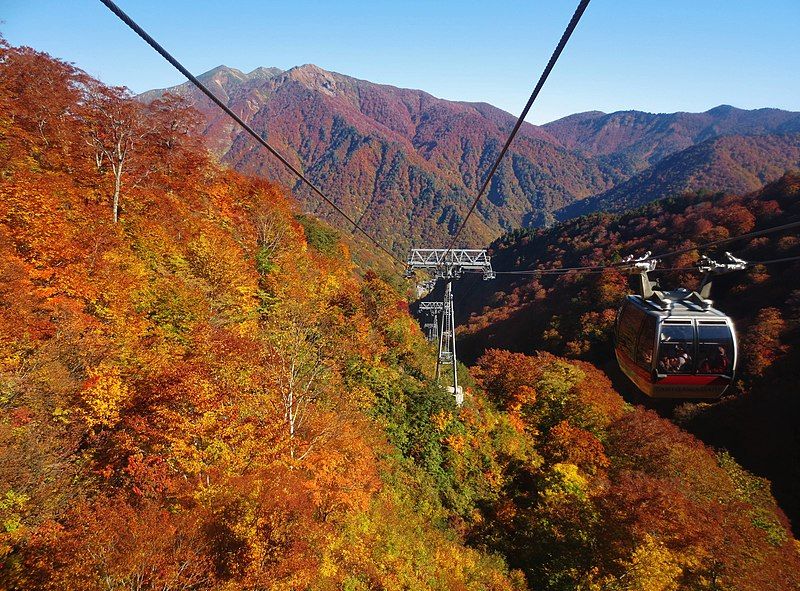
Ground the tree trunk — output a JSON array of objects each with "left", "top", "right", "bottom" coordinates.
[
  {"left": 288, "top": 385, "right": 295, "bottom": 461},
  {"left": 112, "top": 160, "right": 123, "bottom": 223},
  {"left": 110, "top": 134, "right": 127, "bottom": 223}
]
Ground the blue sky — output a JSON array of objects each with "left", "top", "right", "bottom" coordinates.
[{"left": 3, "top": 0, "right": 799, "bottom": 124}]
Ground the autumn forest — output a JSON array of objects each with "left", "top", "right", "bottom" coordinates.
[{"left": 1, "top": 37, "right": 800, "bottom": 591}]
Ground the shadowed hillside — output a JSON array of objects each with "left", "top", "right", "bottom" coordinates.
[{"left": 453, "top": 173, "right": 800, "bottom": 531}]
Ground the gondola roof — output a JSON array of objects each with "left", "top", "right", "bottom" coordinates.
[{"left": 625, "top": 291, "right": 730, "bottom": 319}]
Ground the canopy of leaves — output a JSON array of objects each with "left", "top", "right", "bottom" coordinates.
[
  {"left": 0, "top": 40, "right": 522, "bottom": 590},
  {"left": 471, "top": 350, "right": 800, "bottom": 590}
]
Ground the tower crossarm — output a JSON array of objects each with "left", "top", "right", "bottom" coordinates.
[
  {"left": 405, "top": 248, "right": 495, "bottom": 279},
  {"left": 419, "top": 301, "right": 444, "bottom": 314}
]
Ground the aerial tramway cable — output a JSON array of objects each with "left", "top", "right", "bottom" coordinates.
[
  {"left": 491, "top": 219, "right": 800, "bottom": 276},
  {"left": 444, "top": 0, "right": 592, "bottom": 252},
  {"left": 493, "top": 255, "right": 800, "bottom": 277},
  {"left": 98, "top": 0, "right": 405, "bottom": 270},
  {"left": 751, "top": 254, "right": 800, "bottom": 266},
  {"left": 643, "top": 219, "right": 800, "bottom": 262}
]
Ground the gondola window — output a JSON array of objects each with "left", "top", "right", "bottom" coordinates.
[{"left": 658, "top": 323, "right": 694, "bottom": 374}]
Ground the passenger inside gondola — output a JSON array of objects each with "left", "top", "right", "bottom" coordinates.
[
  {"left": 659, "top": 344, "right": 692, "bottom": 373},
  {"left": 658, "top": 325, "right": 694, "bottom": 373},
  {"left": 698, "top": 345, "right": 730, "bottom": 374},
  {"left": 697, "top": 324, "right": 734, "bottom": 375}
]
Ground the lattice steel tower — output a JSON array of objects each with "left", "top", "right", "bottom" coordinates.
[
  {"left": 419, "top": 301, "right": 443, "bottom": 342},
  {"left": 406, "top": 249, "right": 495, "bottom": 404}
]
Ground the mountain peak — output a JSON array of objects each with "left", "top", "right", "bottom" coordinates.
[
  {"left": 246, "top": 66, "right": 283, "bottom": 81},
  {"left": 284, "top": 64, "right": 339, "bottom": 95},
  {"left": 707, "top": 104, "right": 739, "bottom": 116},
  {"left": 291, "top": 63, "right": 327, "bottom": 73},
  {"left": 198, "top": 65, "right": 246, "bottom": 81}
]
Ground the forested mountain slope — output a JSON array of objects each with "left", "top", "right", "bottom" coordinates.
[
  {"left": 143, "top": 66, "right": 800, "bottom": 250},
  {"left": 3, "top": 40, "right": 799, "bottom": 590},
  {"left": 556, "top": 133, "right": 800, "bottom": 219},
  {"left": 456, "top": 172, "right": 800, "bottom": 530},
  {"left": 142, "top": 65, "right": 626, "bottom": 250},
  {"left": 0, "top": 41, "right": 528, "bottom": 590}
]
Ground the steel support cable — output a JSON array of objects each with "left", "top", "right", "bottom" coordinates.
[
  {"left": 493, "top": 255, "right": 800, "bottom": 277},
  {"left": 492, "top": 218, "right": 800, "bottom": 275},
  {"left": 444, "top": 0, "right": 591, "bottom": 252},
  {"left": 98, "top": 0, "right": 405, "bottom": 270},
  {"left": 747, "top": 254, "right": 800, "bottom": 266},
  {"left": 492, "top": 266, "right": 697, "bottom": 276},
  {"left": 644, "top": 219, "right": 800, "bottom": 262}
]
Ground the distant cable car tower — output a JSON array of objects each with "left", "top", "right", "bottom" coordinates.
[
  {"left": 406, "top": 249, "right": 495, "bottom": 404},
  {"left": 419, "top": 301, "right": 444, "bottom": 342}
]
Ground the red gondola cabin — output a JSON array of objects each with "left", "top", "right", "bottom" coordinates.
[{"left": 614, "top": 289, "right": 737, "bottom": 399}]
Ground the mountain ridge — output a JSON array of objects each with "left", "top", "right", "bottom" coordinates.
[
  {"left": 556, "top": 132, "right": 800, "bottom": 219},
  {"left": 142, "top": 63, "right": 627, "bottom": 248},
  {"left": 542, "top": 104, "right": 800, "bottom": 167},
  {"left": 141, "top": 65, "right": 800, "bottom": 250}
]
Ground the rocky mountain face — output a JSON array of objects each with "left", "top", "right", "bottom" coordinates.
[{"left": 142, "top": 66, "right": 800, "bottom": 251}]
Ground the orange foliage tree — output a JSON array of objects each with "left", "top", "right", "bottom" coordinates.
[{"left": 0, "top": 39, "right": 524, "bottom": 590}]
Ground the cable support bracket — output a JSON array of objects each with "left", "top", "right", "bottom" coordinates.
[
  {"left": 696, "top": 252, "right": 748, "bottom": 274},
  {"left": 620, "top": 251, "right": 659, "bottom": 274}
]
